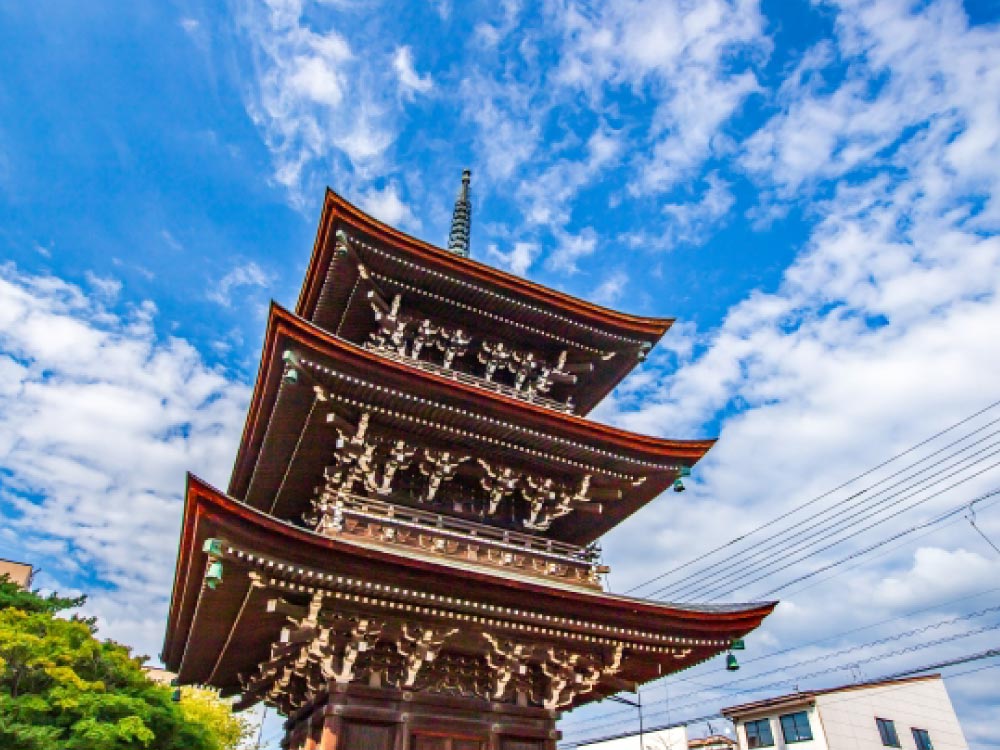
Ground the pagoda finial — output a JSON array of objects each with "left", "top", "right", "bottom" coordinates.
[{"left": 447, "top": 169, "right": 472, "bottom": 258}]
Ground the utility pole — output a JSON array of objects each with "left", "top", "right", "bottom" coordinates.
[{"left": 607, "top": 690, "right": 644, "bottom": 749}]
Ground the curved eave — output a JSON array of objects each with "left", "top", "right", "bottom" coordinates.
[
  {"left": 297, "top": 188, "right": 674, "bottom": 339},
  {"left": 163, "top": 475, "right": 777, "bottom": 676},
  {"left": 228, "top": 302, "right": 715, "bottom": 502}
]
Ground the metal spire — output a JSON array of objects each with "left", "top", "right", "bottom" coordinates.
[{"left": 447, "top": 169, "right": 472, "bottom": 258}]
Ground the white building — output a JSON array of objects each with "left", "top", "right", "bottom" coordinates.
[{"left": 721, "top": 675, "right": 968, "bottom": 750}]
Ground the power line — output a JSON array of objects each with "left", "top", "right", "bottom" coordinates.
[
  {"left": 624, "top": 398, "right": 1000, "bottom": 596},
  {"left": 657, "top": 436, "right": 1000, "bottom": 601},
  {"left": 673, "top": 605, "right": 1000, "bottom": 691},
  {"left": 688, "top": 464, "right": 1000, "bottom": 601},
  {"left": 966, "top": 501, "right": 1000, "bottom": 556},
  {"left": 617, "top": 583, "right": 1000, "bottom": 727},
  {"left": 682, "top": 583, "right": 1000, "bottom": 677},
  {"left": 559, "top": 595, "right": 1000, "bottom": 732},
  {"left": 757, "top": 487, "right": 1000, "bottom": 597},
  {"left": 559, "top": 650, "right": 1000, "bottom": 748},
  {"left": 666, "top": 436, "right": 1000, "bottom": 600},
  {"left": 560, "top": 645, "right": 1000, "bottom": 745},
  {"left": 773, "top": 497, "right": 1000, "bottom": 599}
]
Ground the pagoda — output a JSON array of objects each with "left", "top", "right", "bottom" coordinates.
[{"left": 162, "top": 174, "right": 776, "bottom": 750}]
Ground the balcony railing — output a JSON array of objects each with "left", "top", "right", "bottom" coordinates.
[{"left": 364, "top": 345, "right": 575, "bottom": 414}]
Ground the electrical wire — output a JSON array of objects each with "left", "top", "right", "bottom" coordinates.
[
  {"left": 656, "top": 437, "right": 1000, "bottom": 601},
  {"left": 560, "top": 643, "right": 1000, "bottom": 744},
  {"left": 687, "top": 464, "right": 1000, "bottom": 601},
  {"left": 559, "top": 593, "right": 1000, "bottom": 732},
  {"left": 624, "top": 398, "right": 1000, "bottom": 596},
  {"left": 773, "top": 498, "right": 1000, "bottom": 599},
  {"left": 558, "top": 651, "right": 1000, "bottom": 748},
  {"left": 757, "top": 488, "right": 1000, "bottom": 597},
  {"left": 665, "top": 438, "right": 1000, "bottom": 600}
]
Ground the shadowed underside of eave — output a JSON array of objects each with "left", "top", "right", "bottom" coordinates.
[
  {"left": 226, "top": 304, "right": 716, "bottom": 546},
  {"left": 163, "top": 476, "right": 777, "bottom": 709},
  {"left": 293, "top": 189, "right": 675, "bottom": 416}
]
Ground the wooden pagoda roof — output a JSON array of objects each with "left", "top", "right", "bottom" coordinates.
[
  {"left": 162, "top": 475, "right": 777, "bottom": 704},
  {"left": 295, "top": 188, "right": 675, "bottom": 415},
  {"left": 228, "top": 303, "right": 715, "bottom": 546}
]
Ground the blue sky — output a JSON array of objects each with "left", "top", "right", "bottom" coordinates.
[{"left": 2, "top": 0, "right": 1000, "bottom": 747}]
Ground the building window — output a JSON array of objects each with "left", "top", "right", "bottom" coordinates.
[
  {"left": 912, "top": 729, "right": 933, "bottom": 750},
  {"left": 876, "top": 718, "right": 900, "bottom": 747},
  {"left": 779, "top": 712, "right": 813, "bottom": 743},
  {"left": 745, "top": 719, "right": 774, "bottom": 748}
]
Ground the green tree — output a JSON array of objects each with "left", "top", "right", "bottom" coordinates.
[
  {"left": 0, "top": 575, "right": 250, "bottom": 750},
  {"left": 178, "top": 687, "right": 253, "bottom": 750}
]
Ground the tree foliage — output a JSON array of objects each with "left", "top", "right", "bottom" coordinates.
[
  {"left": 178, "top": 687, "right": 253, "bottom": 750},
  {"left": 0, "top": 576, "right": 251, "bottom": 750}
]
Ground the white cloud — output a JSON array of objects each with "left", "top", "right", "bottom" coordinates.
[
  {"left": 486, "top": 241, "right": 539, "bottom": 276},
  {"left": 460, "top": 72, "right": 541, "bottom": 183},
  {"left": 624, "top": 170, "right": 736, "bottom": 251},
  {"left": 590, "top": 269, "right": 628, "bottom": 306},
  {"left": 84, "top": 271, "right": 123, "bottom": 301},
  {"left": 241, "top": 0, "right": 399, "bottom": 205},
  {"left": 517, "top": 124, "right": 625, "bottom": 227},
  {"left": 550, "top": 0, "right": 768, "bottom": 195},
  {"left": 160, "top": 229, "right": 183, "bottom": 252},
  {"left": 561, "top": 4, "right": 1000, "bottom": 743},
  {"left": 207, "top": 261, "right": 271, "bottom": 307},
  {"left": 545, "top": 226, "right": 598, "bottom": 273},
  {"left": 392, "top": 46, "right": 433, "bottom": 98},
  {"left": 0, "top": 264, "right": 249, "bottom": 657},
  {"left": 359, "top": 182, "right": 421, "bottom": 231}
]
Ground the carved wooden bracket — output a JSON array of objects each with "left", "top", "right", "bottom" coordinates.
[{"left": 418, "top": 450, "right": 470, "bottom": 502}]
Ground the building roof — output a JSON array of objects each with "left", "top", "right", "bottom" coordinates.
[
  {"left": 294, "top": 188, "right": 675, "bottom": 415},
  {"left": 720, "top": 674, "right": 943, "bottom": 718},
  {"left": 0, "top": 559, "right": 33, "bottom": 588},
  {"left": 689, "top": 735, "right": 737, "bottom": 748},
  {"left": 163, "top": 474, "right": 777, "bottom": 703},
  {"left": 227, "top": 303, "right": 715, "bottom": 545}
]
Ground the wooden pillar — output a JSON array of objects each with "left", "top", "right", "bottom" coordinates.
[
  {"left": 319, "top": 715, "right": 341, "bottom": 750},
  {"left": 285, "top": 686, "right": 559, "bottom": 750}
]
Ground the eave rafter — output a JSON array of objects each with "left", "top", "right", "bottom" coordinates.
[
  {"left": 162, "top": 475, "right": 777, "bottom": 716},
  {"left": 229, "top": 303, "right": 715, "bottom": 545},
  {"left": 294, "top": 189, "right": 675, "bottom": 415}
]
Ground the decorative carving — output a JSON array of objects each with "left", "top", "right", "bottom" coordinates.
[
  {"left": 369, "top": 292, "right": 410, "bottom": 355},
  {"left": 392, "top": 624, "right": 460, "bottom": 688},
  {"left": 478, "top": 459, "right": 522, "bottom": 514},
  {"left": 539, "top": 643, "right": 625, "bottom": 710},
  {"left": 478, "top": 340, "right": 514, "bottom": 382},
  {"left": 418, "top": 450, "right": 470, "bottom": 502},
  {"left": 522, "top": 473, "right": 595, "bottom": 531},
  {"left": 242, "top": 589, "right": 636, "bottom": 716},
  {"left": 365, "top": 439, "right": 418, "bottom": 496},
  {"left": 410, "top": 319, "right": 438, "bottom": 359},
  {"left": 533, "top": 350, "right": 577, "bottom": 395},
  {"left": 437, "top": 327, "right": 472, "bottom": 369},
  {"left": 482, "top": 633, "right": 537, "bottom": 701},
  {"left": 321, "top": 618, "right": 383, "bottom": 684}
]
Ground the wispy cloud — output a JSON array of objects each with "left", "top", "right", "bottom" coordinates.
[
  {"left": 486, "top": 240, "right": 539, "bottom": 276},
  {"left": 359, "top": 182, "right": 421, "bottom": 231},
  {"left": 590, "top": 269, "right": 628, "bottom": 306},
  {"left": 549, "top": 0, "right": 767, "bottom": 196},
  {"left": 240, "top": 0, "right": 397, "bottom": 205},
  {"left": 392, "top": 46, "right": 433, "bottom": 98},
  {"left": 207, "top": 261, "right": 271, "bottom": 307},
  {"left": 590, "top": 11, "right": 1000, "bottom": 736}
]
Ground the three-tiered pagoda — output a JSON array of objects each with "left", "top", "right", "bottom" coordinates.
[{"left": 162, "top": 175, "right": 776, "bottom": 750}]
